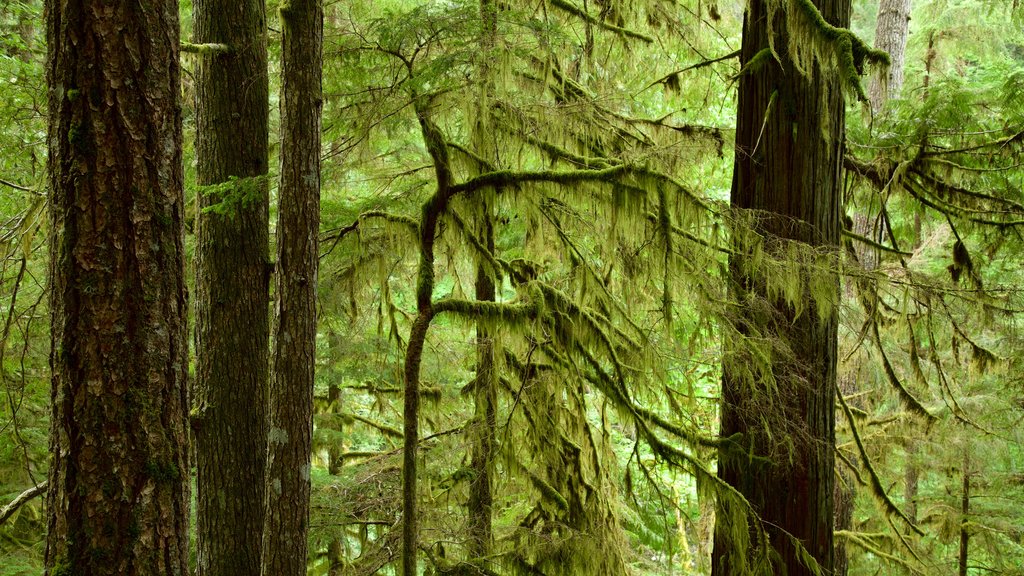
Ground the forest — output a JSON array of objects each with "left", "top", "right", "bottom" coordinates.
[{"left": 0, "top": 0, "right": 1022, "bottom": 574}]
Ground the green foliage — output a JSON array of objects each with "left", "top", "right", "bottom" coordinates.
[{"left": 1, "top": 0, "right": 1022, "bottom": 574}]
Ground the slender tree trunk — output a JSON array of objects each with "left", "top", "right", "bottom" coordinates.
[
  {"left": 868, "top": 0, "right": 912, "bottom": 110},
  {"left": 713, "top": 0, "right": 845, "bottom": 572},
  {"left": 262, "top": 0, "right": 323, "bottom": 573},
  {"left": 958, "top": 454, "right": 970, "bottom": 576},
  {"left": 466, "top": 0, "right": 499, "bottom": 563},
  {"left": 192, "top": 0, "right": 270, "bottom": 573},
  {"left": 44, "top": 0, "right": 190, "bottom": 572},
  {"left": 467, "top": 212, "right": 496, "bottom": 561}
]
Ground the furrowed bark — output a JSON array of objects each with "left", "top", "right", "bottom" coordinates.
[
  {"left": 713, "top": 0, "right": 845, "bottom": 572},
  {"left": 44, "top": 0, "right": 190, "bottom": 571},
  {"left": 261, "top": 0, "right": 323, "bottom": 574},
  {"left": 192, "top": 0, "right": 270, "bottom": 573}
]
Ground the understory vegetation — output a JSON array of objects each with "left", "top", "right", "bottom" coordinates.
[{"left": 2, "top": 0, "right": 1023, "bottom": 574}]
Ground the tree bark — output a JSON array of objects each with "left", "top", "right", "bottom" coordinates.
[
  {"left": 192, "top": 0, "right": 270, "bottom": 573},
  {"left": 868, "top": 0, "right": 912, "bottom": 110},
  {"left": 713, "top": 0, "right": 844, "bottom": 573},
  {"left": 262, "top": 0, "right": 322, "bottom": 574},
  {"left": 958, "top": 454, "right": 970, "bottom": 576},
  {"left": 466, "top": 0, "right": 499, "bottom": 563},
  {"left": 467, "top": 211, "right": 496, "bottom": 562},
  {"left": 44, "top": 0, "right": 190, "bottom": 572}
]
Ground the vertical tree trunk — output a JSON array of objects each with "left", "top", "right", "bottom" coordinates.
[
  {"left": 713, "top": 0, "right": 845, "bottom": 573},
  {"left": 262, "top": 0, "right": 323, "bottom": 573},
  {"left": 868, "top": 0, "right": 912, "bottom": 110},
  {"left": 467, "top": 211, "right": 496, "bottom": 561},
  {"left": 958, "top": 455, "right": 970, "bottom": 576},
  {"left": 466, "top": 0, "right": 498, "bottom": 563},
  {"left": 192, "top": 0, "right": 270, "bottom": 573},
  {"left": 44, "top": 0, "right": 190, "bottom": 573}
]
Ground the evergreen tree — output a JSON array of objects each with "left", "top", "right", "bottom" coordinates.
[
  {"left": 262, "top": 0, "right": 323, "bottom": 573},
  {"left": 191, "top": 0, "right": 271, "bottom": 573},
  {"left": 712, "top": 0, "right": 884, "bottom": 573},
  {"left": 43, "top": 0, "right": 190, "bottom": 572}
]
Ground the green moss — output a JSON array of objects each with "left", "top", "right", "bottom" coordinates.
[
  {"left": 51, "top": 560, "right": 74, "bottom": 576},
  {"left": 67, "top": 121, "right": 89, "bottom": 155},
  {"left": 144, "top": 459, "right": 181, "bottom": 483}
]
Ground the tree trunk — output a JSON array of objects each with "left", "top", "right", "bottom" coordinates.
[
  {"left": 466, "top": 0, "right": 498, "bottom": 563},
  {"left": 958, "top": 455, "right": 970, "bottom": 576},
  {"left": 713, "top": 0, "right": 845, "bottom": 572},
  {"left": 44, "top": 0, "right": 190, "bottom": 573},
  {"left": 262, "top": 0, "right": 322, "bottom": 574},
  {"left": 868, "top": 0, "right": 912, "bottom": 110},
  {"left": 192, "top": 0, "right": 270, "bottom": 573},
  {"left": 467, "top": 212, "right": 496, "bottom": 562}
]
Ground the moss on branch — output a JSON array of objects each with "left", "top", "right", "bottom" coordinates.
[
  {"left": 181, "top": 42, "right": 231, "bottom": 55},
  {"left": 548, "top": 0, "right": 654, "bottom": 44}
]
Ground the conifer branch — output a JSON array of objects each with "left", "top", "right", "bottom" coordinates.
[
  {"left": 180, "top": 42, "right": 231, "bottom": 55},
  {"left": 547, "top": 0, "right": 654, "bottom": 43},
  {"left": 432, "top": 298, "right": 538, "bottom": 323},
  {"left": 640, "top": 50, "right": 741, "bottom": 94},
  {"left": 320, "top": 210, "right": 418, "bottom": 258},
  {"left": 0, "top": 177, "right": 36, "bottom": 193},
  {"left": 835, "top": 531, "right": 920, "bottom": 572},
  {"left": 343, "top": 412, "right": 404, "bottom": 439},
  {"left": 872, "top": 321, "right": 939, "bottom": 421},
  {"left": 0, "top": 481, "right": 46, "bottom": 526},
  {"left": 837, "top": 389, "right": 925, "bottom": 536},
  {"left": 841, "top": 228, "right": 912, "bottom": 256},
  {"left": 448, "top": 165, "right": 630, "bottom": 196}
]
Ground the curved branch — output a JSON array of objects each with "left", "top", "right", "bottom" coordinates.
[{"left": 0, "top": 481, "right": 46, "bottom": 526}]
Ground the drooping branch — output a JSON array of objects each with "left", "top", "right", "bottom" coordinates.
[
  {"left": 640, "top": 50, "right": 741, "bottom": 94},
  {"left": 548, "top": 0, "right": 654, "bottom": 43},
  {"left": 837, "top": 389, "right": 925, "bottom": 536}
]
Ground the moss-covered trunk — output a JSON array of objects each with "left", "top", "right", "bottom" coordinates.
[
  {"left": 192, "top": 0, "right": 270, "bottom": 573},
  {"left": 44, "top": 0, "right": 190, "bottom": 572},
  {"left": 466, "top": 0, "right": 499, "bottom": 563},
  {"left": 261, "top": 0, "right": 323, "bottom": 574},
  {"left": 713, "top": 0, "right": 845, "bottom": 572}
]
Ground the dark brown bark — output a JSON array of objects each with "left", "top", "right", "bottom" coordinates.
[
  {"left": 958, "top": 455, "right": 970, "bottom": 576},
  {"left": 44, "top": 0, "right": 190, "bottom": 572},
  {"left": 713, "top": 0, "right": 844, "bottom": 573},
  {"left": 868, "top": 0, "right": 912, "bottom": 110},
  {"left": 192, "top": 0, "right": 270, "bottom": 573},
  {"left": 262, "top": 0, "right": 323, "bottom": 574}
]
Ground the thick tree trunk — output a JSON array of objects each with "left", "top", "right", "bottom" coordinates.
[
  {"left": 192, "top": 0, "right": 270, "bottom": 574},
  {"left": 44, "top": 0, "right": 190, "bottom": 573},
  {"left": 262, "top": 0, "right": 323, "bottom": 574},
  {"left": 868, "top": 0, "right": 912, "bottom": 110},
  {"left": 713, "top": 0, "right": 844, "bottom": 573}
]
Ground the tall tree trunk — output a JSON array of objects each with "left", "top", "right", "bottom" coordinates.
[
  {"left": 466, "top": 0, "right": 498, "bottom": 563},
  {"left": 467, "top": 211, "right": 496, "bottom": 561},
  {"left": 262, "top": 0, "right": 323, "bottom": 573},
  {"left": 713, "top": 0, "right": 845, "bottom": 573},
  {"left": 958, "top": 454, "right": 970, "bottom": 576},
  {"left": 192, "top": 0, "right": 270, "bottom": 573},
  {"left": 868, "top": 0, "right": 912, "bottom": 110},
  {"left": 44, "top": 0, "right": 190, "bottom": 572}
]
